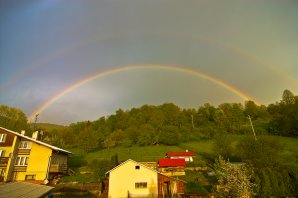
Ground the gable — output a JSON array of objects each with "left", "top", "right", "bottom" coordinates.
[{"left": 106, "top": 159, "right": 159, "bottom": 175}]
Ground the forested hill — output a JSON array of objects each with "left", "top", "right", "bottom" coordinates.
[
  {"left": 1, "top": 89, "right": 297, "bottom": 152},
  {"left": 26, "top": 89, "right": 296, "bottom": 152}
]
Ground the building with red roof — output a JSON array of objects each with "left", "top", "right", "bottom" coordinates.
[
  {"left": 166, "top": 150, "right": 196, "bottom": 162},
  {"left": 158, "top": 158, "right": 186, "bottom": 176},
  {"left": 158, "top": 158, "right": 186, "bottom": 167}
]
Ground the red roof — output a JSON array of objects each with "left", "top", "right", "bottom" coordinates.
[
  {"left": 166, "top": 151, "right": 196, "bottom": 157},
  {"left": 158, "top": 158, "right": 186, "bottom": 167}
]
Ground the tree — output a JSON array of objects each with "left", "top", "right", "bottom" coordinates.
[
  {"left": 218, "top": 103, "right": 246, "bottom": 134},
  {"left": 236, "top": 136, "right": 282, "bottom": 168},
  {"left": 267, "top": 89, "right": 298, "bottom": 136},
  {"left": 244, "top": 101, "right": 259, "bottom": 119},
  {"left": 137, "top": 124, "right": 156, "bottom": 146},
  {"left": 212, "top": 135, "right": 233, "bottom": 160},
  {"left": 159, "top": 125, "right": 180, "bottom": 145},
  {"left": 0, "top": 105, "right": 29, "bottom": 132},
  {"left": 282, "top": 89, "right": 295, "bottom": 105},
  {"left": 77, "top": 127, "right": 100, "bottom": 153},
  {"left": 253, "top": 165, "right": 298, "bottom": 197},
  {"left": 159, "top": 103, "right": 181, "bottom": 127},
  {"left": 103, "top": 129, "right": 124, "bottom": 149},
  {"left": 213, "top": 156, "right": 254, "bottom": 198}
]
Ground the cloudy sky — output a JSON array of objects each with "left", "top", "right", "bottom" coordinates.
[{"left": 0, "top": 0, "right": 297, "bottom": 125}]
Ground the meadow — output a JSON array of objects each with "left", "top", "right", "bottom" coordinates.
[
  {"left": 61, "top": 134, "right": 298, "bottom": 191},
  {"left": 70, "top": 134, "right": 298, "bottom": 166}
]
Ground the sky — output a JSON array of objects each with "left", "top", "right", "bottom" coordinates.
[{"left": 0, "top": 0, "right": 298, "bottom": 125}]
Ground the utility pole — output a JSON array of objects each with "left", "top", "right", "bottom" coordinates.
[
  {"left": 248, "top": 115, "right": 257, "bottom": 141},
  {"left": 34, "top": 113, "right": 39, "bottom": 131},
  {"left": 191, "top": 115, "right": 194, "bottom": 129}
]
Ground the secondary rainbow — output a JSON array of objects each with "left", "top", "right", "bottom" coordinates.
[{"left": 28, "top": 65, "right": 259, "bottom": 122}]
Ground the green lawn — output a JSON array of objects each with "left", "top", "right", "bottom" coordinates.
[
  {"left": 85, "top": 145, "right": 184, "bottom": 163},
  {"left": 64, "top": 135, "right": 298, "bottom": 185},
  {"left": 68, "top": 135, "right": 298, "bottom": 165}
]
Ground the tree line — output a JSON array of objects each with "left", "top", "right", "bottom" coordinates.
[{"left": 0, "top": 89, "right": 297, "bottom": 152}]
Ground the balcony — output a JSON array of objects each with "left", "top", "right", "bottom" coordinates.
[
  {"left": 0, "top": 157, "right": 9, "bottom": 167},
  {"left": 49, "top": 164, "right": 67, "bottom": 173},
  {"left": 14, "top": 166, "right": 27, "bottom": 172},
  {"left": 18, "top": 149, "right": 31, "bottom": 155}
]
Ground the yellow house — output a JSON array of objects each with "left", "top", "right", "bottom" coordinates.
[
  {"left": 105, "top": 159, "right": 185, "bottom": 198},
  {"left": 0, "top": 127, "right": 71, "bottom": 184}
]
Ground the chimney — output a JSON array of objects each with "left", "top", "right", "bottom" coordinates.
[
  {"left": 32, "top": 131, "right": 39, "bottom": 140},
  {"left": 21, "top": 130, "right": 26, "bottom": 136}
]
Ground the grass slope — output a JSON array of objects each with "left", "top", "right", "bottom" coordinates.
[
  {"left": 85, "top": 145, "right": 185, "bottom": 163},
  {"left": 32, "top": 123, "right": 65, "bottom": 131},
  {"left": 70, "top": 135, "right": 298, "bottom": 165},
  {"left": 64, "top": 135, "right": 298, "bottom": 185}
]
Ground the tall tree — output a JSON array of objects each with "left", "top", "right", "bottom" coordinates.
[
  {"left": 244, "top": 100, "right": 259, "bottom": 119},
  {"left": 281, "top": 89, "right": 295, "bottom": 105},
  {"left": 77, "top": 127, "right": 100, "bottom": 153},
  {"left": 159, "top": 125, "right": 180, "bottom": 145},
  {"left": 0, "top": 105, "right": 28, "bottom": 132},
  {"left": 212, "top": 135, "right": 233, "bottom": 160}
]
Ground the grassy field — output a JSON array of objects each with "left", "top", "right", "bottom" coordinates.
[
  {"left": 69, "top": 134, "right": 298, "bottom": 165},
  {"left": 34, "top": 123, "right": 66, "bottom": 131},
  {"left": 85, "top": 145, "right": 184, "bottom": 163},
  {"left": 63, "top": 135, "right": 297, "bottom": 185}
]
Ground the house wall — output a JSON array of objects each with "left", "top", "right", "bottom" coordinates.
[
  {"left": 4, "top": 135, "right": 19, "bottom": 182},
  {"left": 14, "top": 142, "right": 52, "bottom": 182},
  {"left": 0, "top": 129, "right": 15, "bottom": 161},
  {"left": 108, "top": 161, "right": 158, "bottom": 198},
  {"left": 0, "top": 133, "right": 15, "bottom": 181},
  {"left": 169, "top": 156, "right": 193, "bottom": 162}
]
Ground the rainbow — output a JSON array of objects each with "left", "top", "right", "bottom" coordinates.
[{"left": 28, "top": 65, "right": 259, "bottom": 122}]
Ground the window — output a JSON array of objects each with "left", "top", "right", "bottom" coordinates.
[
  {"left": 15, "top": 156, "right": 29, "bottom": 166},
  {"left": 135, "top": 165, "right": 140, "bottom": 170},
  {"left": 135, "top": 182, "right": 147, "bottom": 189},
  {"left": 0, "top": 134, "right": 7, "bottom": 143},
  {"left": 0, "top": 150, "right": 5, "bottom": 157},
  {"left": 25, "top": 175, "right": 36, "bottom": 180},
  {"left": 19, "top": 141, "right": 31, "bottom": 149}
]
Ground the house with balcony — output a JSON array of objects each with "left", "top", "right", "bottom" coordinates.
[{"left": 0, "top": 127, "right": 71, "bottom": 184}]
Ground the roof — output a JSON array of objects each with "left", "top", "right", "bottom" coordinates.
[
  {"left": 105, "top": 159, "right": 160, "bottom": 175},
  {"left": 158, "top": 158, "right": 186, "bottom": 167},
  {"left": 105, "top": 159, "right": 186, "bottom": 183},
  {"left": 0, "top": 127, "right": 72, "bottom": 154},
  {"left": 0, "top": 182, "right": 54, "bottom": 198},
  {"left": 166, "top": 151, "right": 196, "bottom": 157}
]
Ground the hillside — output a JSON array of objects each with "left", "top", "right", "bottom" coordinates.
[{"left": 32, "top": 123, "right": 65, "bottom": 131}]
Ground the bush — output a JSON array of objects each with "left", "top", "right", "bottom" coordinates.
[{"left": 69, "top": 155, "right": 87, "bottom": 168}]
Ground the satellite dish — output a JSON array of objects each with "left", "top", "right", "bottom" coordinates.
[{"left": 44, "top": 179, "right": 49, "bottom": 185}]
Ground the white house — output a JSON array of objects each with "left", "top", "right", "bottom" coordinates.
[{"left": 105, "top": 159, "right": 185, "bottom": 198}]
